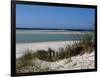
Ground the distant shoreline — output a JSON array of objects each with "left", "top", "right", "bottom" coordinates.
[{"left": 16, "top": 30, "right": 92, "bottom": 34}]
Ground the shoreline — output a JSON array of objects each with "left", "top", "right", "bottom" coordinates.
[
  {"left": 16, "top": 41, "right": 78, "bottom": 58},
  {"left": 16, "top": 30, "right": 89, "bottom": 34}
]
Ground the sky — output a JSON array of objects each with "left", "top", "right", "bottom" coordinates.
[{"left": 16, "top": 4, "right": 95, "bottom": 29}]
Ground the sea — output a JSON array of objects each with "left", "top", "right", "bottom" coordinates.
[{"left": 16, "top": 30, "right": 94, "bottom": 43}]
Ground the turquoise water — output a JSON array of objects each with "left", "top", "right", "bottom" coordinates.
[{"left": 16, "top": 31, "right": 94, "bottom": 43}]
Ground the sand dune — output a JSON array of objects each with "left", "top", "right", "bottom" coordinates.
[
  {"left": 17, "top": 51, "right": 95, "bottom": 73},
  {"left": 31, "top": 51, "right": 95, "bottom": 71},
  {"left": 16, "top": 40, "right": 95, "bottom": 72}
]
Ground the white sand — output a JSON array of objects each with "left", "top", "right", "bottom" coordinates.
[
  {"left": 16, "top": 41, "right": 78, "bottom": 58},
  {"left": 32, "top": 51, "right": 95, "bottom": 71}
]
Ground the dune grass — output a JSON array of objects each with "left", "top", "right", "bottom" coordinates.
[{"left": 16, "top": 32, "right": 95, "bottom": 73}]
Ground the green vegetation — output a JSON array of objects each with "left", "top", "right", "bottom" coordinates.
[{"left": 16, "top": 32, "right": 95, "bottom": 73}]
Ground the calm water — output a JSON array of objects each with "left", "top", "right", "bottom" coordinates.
[{"left": 16, "top": 31, "right": 94, "bottom": 43}]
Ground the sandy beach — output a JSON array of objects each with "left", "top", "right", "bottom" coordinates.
[
  {"left": 16, "top": 40, "right": 95, "bottom": 72},
  {"left": 16, "top": 41, "right": 78, "bottom": 58}
]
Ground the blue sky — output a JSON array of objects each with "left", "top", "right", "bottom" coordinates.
[{"left": 16, "top": 4, "right": 95, "bottom": 29}]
